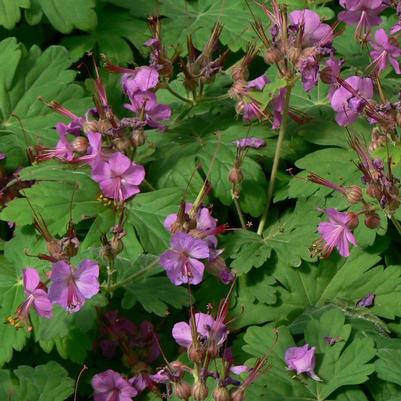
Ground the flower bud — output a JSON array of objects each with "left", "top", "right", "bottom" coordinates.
[
  {"left": 365, "top": 213, "right": 380, "bottom": 229},
  {"left": 320, "top": 66, "right": 335, "bottom": 84},
  {"left": 47, "top": 239, "right": 63, "bottom": 259},
  {"left": 82, "top": 120, "right": 98, "bottom": 134},
  {"left": 192, "top": 382, "right": 209, "bottom": 401},
  {"left": 110, "top": 237, "right": 124, "bottom": 255},
  {"left": 229, "top": 167, "right": 244, "bottom": 185},
  {"left": 213, "top": 387, "right": 231, "bottom": 401},
  {"left": 346, "top": 212, "right": 359, "bottom": 229},
  {"left": 231, "top": 388, "right": 245, "bottom": 401},
  {"left": 188, "top": 344, "right": 205, "bottom": 364},
  {"left": 232, "top": 65, "right": 249, "bottom": 82},
  {"left": 173, "top": 382, "right": 192, "bottom": 400},
  {"left": 131, "top": 129, "right": 146, "bottom": 147},
  {"left": 264, "top": 47, "right": 282, "bottom": 64},
  {"left": 170, "top": 360, "right": 185, "bottom": 378},
  {"left": 367, "top": 184, "right": 381, "bottom": 200},
  {"left": 113, "top": 137, "right": 131, "bottom": 152},
  {"left": 344, "top": 186, "right": 362, "bottom": 204},
  {"left": 72, "top": 136, "right": 89, "bottom": 153},
  {"left": 235, "top": 101, "right": 245, "bottom": 115},
  {"left": 287, "top": 47, "right": 300, "bottom": 64}
]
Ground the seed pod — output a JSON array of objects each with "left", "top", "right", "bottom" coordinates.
[
  {"left": 232, "top": 65, "right": 249, "bottom": 82},
  {"left": 188, "top": 344, "right": 205, "bottom": 364},
  {"left": 365, "top": 213, "right": 380, "bottom": 229},
  {"left": 113, "top": 137, "right": 131, "bottom": 152},
  {"left": 82, "top": 120, "right": 98, "bottom": 134},
  {"left": 344, "top": 185, "right": 363, "bottom": 204},
  {"left": 213, "top": 387, "right": 231, "bottom": 401},
  {"left": 231, "top": 388, "right": 245, "bottom": 401},
  {"left": 346, "top": 212, "right": 359, "bottom": 229},
  {"left": 72, "top": 136, "right": 89, "bottom": 153},
  {"left": 264, "top": 47, "right": 282, "bottom": 64},
  {"left": 110, "top": 237, "right": 124, "bottom": 255},
  {"left": 131, "top": 129, "right": 146, "bottom": 147},
  {"left": 173, "top": 382, "right": 192, "bottom": 401},
  {"left": 367, "top": 184, "right": 381, "bottom": 200},
  {"left": 287, "top": 47, "right": 300, "bottom": 64},
  {"left": 192, "top": 382, "right": 209, "bottom": 401},
  {"left": 229, "top": 167, "right": 244, "bottom": 185}
]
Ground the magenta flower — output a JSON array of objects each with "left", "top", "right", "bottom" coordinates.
[
  {"left": 330, "top": 76, "right": 373, "bottom": 126},
  {"left": 288, "top": 9, "right": 333, "bottom": 47},
  {"left": 233, "top": 137, "right": 266, "bottom": 149},
  {"left": 76, "top": 132, "right": 103, "bottom": 167},
  {"left": 338, "top": 0, "right": 386, "bottom": 37},
  {"left": 241, "top": 75, "right": 269, "bottom": 122},
  {"left": 272, "top": 88, "right": 287, "bottom": 129},
  {"left": 122, "top": 66, "right": 159, "bottom": 97},
  {"left": 159, "top": 232, "right": 210, "bottom": 285},
  {"left": 172, "top": 312, "right": 228, "bottom": 349},
  {"left": 125, "top": 91, "right": 171, "bottom": 131},
  {"left": 318, "top": 209, "right": 357, "bottom": 257},
  {"left": 370, "top": 29, "right": 401, "bottom": 74},
  {"left": 48, "top": 259, "right": 99, "bottom": 312},
  {"left": 16, "top": 268, "right": 52, "bottom": 322},
  {"left": 285, "top": 344, "right": 321, "bottom": 381},
  {"left": 357, "top": 293, "right": 375, "bottom": 307},
  {"left": 92, "top": 370, "right": 138, "bottom": 401},
  {"left": 299, "top": 56, "right": 319, "bottom": 92},
  {"left": 91, "top": 152, "right": 145, "bottom": 203}
]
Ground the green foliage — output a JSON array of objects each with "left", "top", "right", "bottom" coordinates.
[{"left": 0, "top": 0, "right": 29, "bottom": 30}]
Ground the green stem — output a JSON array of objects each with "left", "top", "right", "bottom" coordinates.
[
  {"left": 257, "top": 86, "right": 292, "bottom": 236},
  {"left": 106, "top": 258, "right": 115, "bottom": 294},
  {"left": 166, "top": 84, "right": 194, "bottom": 104},
  {"left": 391, "top": 216, "right": 401, "bottom": 236},
  {"left": 109, "top": 258, "right": 159, "bottom": 291},
  {"left": 201, "top": 94, "right": 230, "bottom": 102},
  {"left": 232, "top": 190, "right": 247, "bottom": 230}
]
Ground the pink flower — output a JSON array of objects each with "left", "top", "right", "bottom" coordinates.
[
  {"left": 370, "top": 29, "right": 401, "bottom": 74},
  {"left": 318, "top": 209, "right": 357, "bottom": 257},
  {"left": 159, "top": 232, "right": 210, "bottom": 285},
  {"left": 172, "top": 312, "right": 228, "bottom": 349},
  {"left": 242, "top": 75, "right": 269, "bottom": 122},
  {"left": 16, "top": 268, "right": 52, "bottom": 323},
  {"left": 49, "top": 259, "right": 99, "bottom": 312},
  {"left": 330, "top": 76, "right": 373, "bottom": 126},
  {"left": 338, "top": 0, "right": 385, "bottom": 26},
  {"left": 285, "top": 344, "right": 321, "bottom": 381},
  {"left": 122, "top": 66, "right": 159, "bottom": 97},
  {"left": 233, "top": 137, "right": 265, "bottom": 149},
  {"left": 91, "top": 152, "right": 145, "bottom": 203},
  {"left": 92, "top": 370, "right": 138, "bottom": 401},
  {"left": 288, "top": 9, "right": 333, "bottom": 47}
]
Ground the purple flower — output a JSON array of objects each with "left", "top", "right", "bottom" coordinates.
[
  {"left": 285, "top": 344, "right": 321, "bottom": 381},
  {"left": 206, "top": 249, "right": 235, "bottom": 284},
  {"left": 338, "top": 0, "right": 385, "bottom": 27},
  {"left": 125, "top": 91, "right": 171, "bottom": 131},
  {"left": 172, "top": 312, "right": 228, "bottom": 348},
  {"left": 49, "top": 259, "right": 99, "bottom": 312},
  {"left": 159, "top": 232, "right": 210, "bottom": 285},
  {"left": 242, "top": 75, "right": 269, "bottom": 122},
  {"left": 16, "top": 268, "right": 52, "bottom": 322},
  {"left": 0, "top": 152, "right": 6, "bottom": 160},
  {"left": 91, "top": 152, "right": 145, "bottom": 203},
  {"left": 76, "top": 132, "right": 103, "bottom": 167},
  {"left": 318, "top": 209, "right": 357, "bottom": 257},
  {"left": 299, "top": 56, "right": 319, "bottom": 92},
  {"left": 288, "top": 9, "right": 333, "bottom": 47},
  {"left": 357, "top": 293, "right": 375, "bottom": 307},
  {"left": 233, "top": 137, "right": 266, "bottom": 149},
  {"left": 247, "top": 75, "right": 269, "bottom": 91},
  {"left": 330, "top": 76, "right": 373, "bottom": 126},
  {"left": 370, "top": 29, "right": 401, "bottom": 74},
  {"left": 92, "top": 370, "right": 138, "bottom": 401},
  {"left": 272, "top": 88, "right": 287, "bottom": 129},
  {"left": 122, "top": 66, "right": 159, "bottom": 97}
]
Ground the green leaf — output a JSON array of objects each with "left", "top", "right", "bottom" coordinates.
[
  {"left": 13, "top": 361, "right": 74, "bottom": 401},
  {"left": 25, "top": 0, "right": 97, "bottom": 33},
  {"left": 62, "top": 5, "right": 147, "bottom": 63},
  {"left": 0, "top": 39, "right": 90, "bottom": 169},
  {"left": 0, "top": 0, "right": 29, "bottom": 29},
  {"left": 160, "top": 0, "right": 265, "bottom": 53}
]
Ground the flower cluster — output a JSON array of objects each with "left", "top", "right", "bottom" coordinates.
[{"left": 160, "top": 202, "right": 233, "bottom": 286}]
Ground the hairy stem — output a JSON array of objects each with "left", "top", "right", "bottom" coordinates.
[
  {"left": 165, "top": 84, "right": 194, "bottom": 104},
  {"left": 232, "top": 189, "right": 247, "bottom": 229},
  {"left": 257, "top": 86, "right": 292, "bottom": 236},
  {"left": 391, "top": 216, "right": 401, "bottom": 237}
]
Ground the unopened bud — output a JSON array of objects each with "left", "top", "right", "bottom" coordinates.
[
  {"left": 82, "top": 120, "right": 98, "bottom": 134},
  {"left": 229, "top": 167, "right": 244, "bottom": 185},
  {"left": 232, "top": 65, "right": 248, "bottom": 82},
  {"left": 131, "top": 129, "right": 146, "bottom": 147},
  {"left": 188, "top": 344, "right": 205, "bottom": 364},
  {"left": 364, "top": 213, "right": 380, "bottom": 229},
  {"left": 235, "top": 101, "right": 245, "bottom": 115},
  {"left": 47, "top": 239, "right": 63, "bottom": 259},
  {"left": 264, "top": 47, "right": 282, "bottom": 64},
  {"left": 110, "top": 237, "right": 124, "bottom": 255},
  {"left": 231, "top": 388, "right": 245, "bottom": 401},
  {"left": 113, "top": 137, "right": 131, "bottom": 151},
  {"left": 192, "top": 382, "right": 209, "bottom": 401},
  {"left": 301, "top": 47, "right": 318, "bottom": 58},
  {"left": 100, "top": 243, "right": 114, "bottom": 260},
  {"left": 346, "top": 212, "right": 359, "bottom": 229},
  {"left": 173, "top": 382, "right": 192, "bottom": 401},
  {"left": 287, "top": 47, "right": 300, "bottom": 64},
  {"left": 170, "top": 360, "right": 185, "bottom": 378},
  {"left": 97, "top": 119, "right": 113, "bottom": 134},
  {"left": 72, "top": 136, "right": 89, "bottom": 153},
  {"left": 344, "top": 186, "right": 363, "bottom": 204},
  {"left": 213, "top": 387, "right": 231, "bottom": 401},
  {"left": 367, "top": 184, "right": 381, "bottom": 200},
  {"left": 396, "top": 112, "right": 401, "bottom": 126},
  {"left": 320, "top": 66, "right": 335, "bottom": 84}
]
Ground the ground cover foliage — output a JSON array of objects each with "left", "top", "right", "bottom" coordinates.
[{"left": 1, "top": 0, "right": 401, "bottom": 400}]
